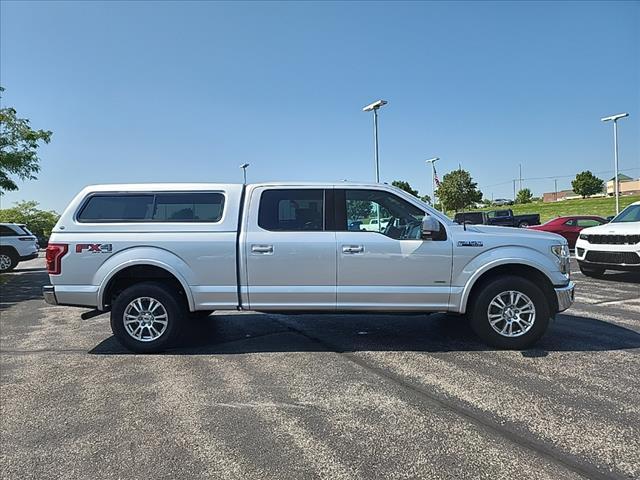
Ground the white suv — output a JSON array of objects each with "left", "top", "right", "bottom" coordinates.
[
  {"left": 0, "top": 223, "right": 39, "bottom": 272},
  {"left": 575, "top": 201, "right": 640, "bottom": 276}
]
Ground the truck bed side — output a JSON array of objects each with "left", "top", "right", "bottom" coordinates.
[{"left": 48, "top": 184, "right": 243, "bottom": 311}]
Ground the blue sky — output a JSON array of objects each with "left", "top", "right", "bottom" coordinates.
[{"left": 1, "top": 1, "right": 638, "bottom": 212}]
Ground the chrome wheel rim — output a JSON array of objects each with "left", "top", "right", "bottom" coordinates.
[
  {"left": 123, "top": 297, "right": 168, "bottom": 342},
  {"left": 487, "top": 290, "right": 536, "bottom": 338},
  {"left": 0, "top": 254, "right": 12, "bottom": 271}
]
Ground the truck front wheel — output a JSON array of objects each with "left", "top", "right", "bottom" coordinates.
[
  {"left": 469, "top": 276, "right": 550, "bottom": 349},
  {"left": 111, "top": 282, "right": 184, "bottom": 353}
]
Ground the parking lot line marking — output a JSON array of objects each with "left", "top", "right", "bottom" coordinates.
[{"left": 272, "top": 316, "right": 629, "bottom": 480}]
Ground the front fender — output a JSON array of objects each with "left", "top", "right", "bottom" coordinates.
[
  {"left": 94, "top": 246, "right": 195, "bottom": 311},
  {"left": 455, "top": 246, "right": 564, "bottom": 314}
]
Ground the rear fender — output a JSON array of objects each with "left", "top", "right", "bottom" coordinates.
[{"left": 95, "top": 246, "right": 195, "bottom": 311}]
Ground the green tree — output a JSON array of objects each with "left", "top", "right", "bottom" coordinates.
[
  {"left": 571, "top": 171, "right": 604, "bottom": 198},
  {"left": 347, "top": 200, "right": 372, "bottom": 220},
  {"left": 515, "top": 188, "right": 533, "bottom": 204},
  {"left": 391, "top": 180, "right": 419, "bottom": 197},
  {"left": 435, "top": 169, "right": 483, "bottom": 212},
  {"left": 420, "top": 194, "right": 431, "bottom": 205},
  {"left": 0, "top": 87, "right": 53, "bottom": 193},
  {"left": 0, "top": 200, "right": 59, "bottom": 239}
]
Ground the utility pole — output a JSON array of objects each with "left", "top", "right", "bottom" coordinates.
[
  {"left": 554, "top": 179, "right": 558, "bottom": 202},
  {"left": 519, "top": 164, "right": 522, "bottom": 192},
  {"left": 513, "top": 179, "right": 516, "bottom": 200}
]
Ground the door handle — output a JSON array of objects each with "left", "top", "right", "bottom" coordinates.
[
  {"left": 342, "top": 245, "right": 364, "bottom": 254},
  {"left": 251, "top": 244, "right": 274, "bottom": 254}
]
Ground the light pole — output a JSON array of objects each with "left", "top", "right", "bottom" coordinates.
[
  {"left": 601, "top": 113, "right": 629, "bottom": 215},
  {"left": 362, "top": 99, "right": 388, "bottom": 182},
  {"left": 425, "top": 157, "right": 440, "bottom": 207},
  {"left": 240, "top": 163, "right": 250, "bottom": 185}
]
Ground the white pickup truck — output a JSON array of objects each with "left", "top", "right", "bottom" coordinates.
[{"left": 43, "top": 182, "right": 574, "bottom": 353}]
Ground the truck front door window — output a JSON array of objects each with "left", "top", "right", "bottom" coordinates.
[{"left": 345, "top": 190, "right": 424, "bottom": 240}]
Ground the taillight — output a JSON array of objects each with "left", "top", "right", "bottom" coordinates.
[{"left": 46, "top": 244, "right": 68, "bottom": 275}]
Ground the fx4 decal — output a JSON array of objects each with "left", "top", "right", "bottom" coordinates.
[
  {"left": 457, "top": 240, "right": 483, "bottom": 247},
  {"left": 76, "top": 243, "right": 113, "bottom": 253}
]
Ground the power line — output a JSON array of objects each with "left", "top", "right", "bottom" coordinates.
[{"left": 478, "top": 167, "right": 639, "bottom": 190}]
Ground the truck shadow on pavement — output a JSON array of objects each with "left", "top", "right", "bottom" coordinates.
[
  {"left": 1, "top": 268, "right": 637, "bottom": 357},
  {"left": 89, "top": 311, "right": 640, "bottom": 357},
  {"left": 0, "top": 269, "right": 48, "bottom": 310}
]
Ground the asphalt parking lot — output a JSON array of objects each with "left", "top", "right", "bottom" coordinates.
[{"left": 1, "top": 256, "right": 639, "bottom": 480}]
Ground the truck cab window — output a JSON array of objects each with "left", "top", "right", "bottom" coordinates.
[
  {"left": 344, "top": 189, "right": 425, "bottom": 240},
  {"left": 258, "top": 189, "right": 324, "bottom": 231}
]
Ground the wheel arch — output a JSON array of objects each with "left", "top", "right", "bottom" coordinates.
[
  {"left": 96, "top": 249, "right": 195, "bottom": 311},
  {"left": 460, "top": 263, "right": 558, "bottom": 315}
]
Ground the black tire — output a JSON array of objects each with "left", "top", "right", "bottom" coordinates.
[
  {"left": 0, "top": 249, "right": 19, "bottom": 272},
  {"left": 110, "top": 282, "right": 184, "bottom": 353},
  {"left": 190, "top": 310, "right": 214, "bottom": 319},
  {"left": 469, "top": 275, "right": 550, "bottom": 349},
  {"left": 518, "top": 221, "right": 529, "bottom": 228},
  {"left": 578, "top": 265, "right": 606, "bottom": 277}
]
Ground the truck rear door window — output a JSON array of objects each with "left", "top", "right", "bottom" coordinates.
[
  {"left": 77, "top": 193, "right": 224, "bottom": 222},
  {"left": 258, "top": 189, "right": 324, "bottom": 231}
]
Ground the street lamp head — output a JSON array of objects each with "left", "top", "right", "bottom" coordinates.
[
  {"left": 601, "top": 113, "right": 629, "bottom": 122},
  {"left": 240, "top": 163, "right": 250, "bottom": 169},
  {"left": 362, "top": 99, "right": 388, "bottom": 112},
  {"left": 425, "top": 157, "right": 440, "bottom": 164}
]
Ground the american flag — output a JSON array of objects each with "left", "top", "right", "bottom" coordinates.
[{"left": 434, "top": 166, "right": 441, "bottom": 188}]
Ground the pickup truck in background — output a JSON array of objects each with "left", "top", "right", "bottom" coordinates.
[
  {"left": 43, "top": 182, "right": 573, "bottom": 353},
  {"left": 360, "top": 217, "right": 391, "bottom": 232},
  {"left": 455, "top": 209, "right": 541, "bottom": 228}
]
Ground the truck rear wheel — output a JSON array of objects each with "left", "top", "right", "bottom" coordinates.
[
  {"left": 469, "top": 276, "right": 550, "bottom": 349},
  {"left": 111, "top": 282, "right": 184, "bottom": 353}
]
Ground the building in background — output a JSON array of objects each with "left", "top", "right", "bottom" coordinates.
[
  {"left": 542, "top": 189, "right": 580, "bottom": 203},
  {"left": 606, "top": 174, "right": 640, "bottom": 196},
  {"left": 543, "top": 174, "right": 640, "bottom": 203}
]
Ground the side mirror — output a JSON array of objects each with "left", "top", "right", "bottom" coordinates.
[{"left": 422, "top": 216, "right": 440, "bottom": 236}]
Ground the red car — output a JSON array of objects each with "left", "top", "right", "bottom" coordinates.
[{"left": 528, "top": 215, "right": 607, "bottom": 248}]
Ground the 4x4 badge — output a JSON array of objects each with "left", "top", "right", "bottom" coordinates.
[{"left": 76, "top": 243, "right": 112, "bottom": 253}]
